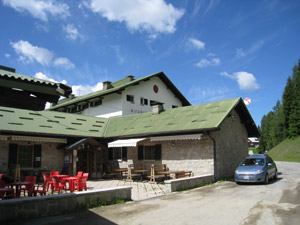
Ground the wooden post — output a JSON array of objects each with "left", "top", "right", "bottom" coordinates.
[
  {"left": 73, "top": 150, "right": 77, "bottom": 176},
  {"left": 14, "top": 164, "right": 20, "bottom": 182}
]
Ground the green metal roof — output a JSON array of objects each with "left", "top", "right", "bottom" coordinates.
[
  {"left": 0, "top": 107, "right": 108, "bottom": 138},
  {"left": 49, "top": 72, "right": 191, "bottom": 110},
  {"left": 104, "top": 97, "right": 259, "bottom": 138},
  {"left": 0, "top": 98, "right": 259, "bottom": 139},
  {"left": 0, "top": 68, "right": 72, "bottom": 98}
]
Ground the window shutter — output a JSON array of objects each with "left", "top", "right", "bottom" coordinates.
[
  {"left": 108, "top": 148, "right": 113, "bottom": 160},
  {"left": 155, "top": 144, "right": 161, "bottom": 160},
  {"left": 33, "top": 145, "right": 42, "bottom": 168},
  {"left": 138, "top": 145, "right": 144, "bottom": 160},
  {"left": 122, "top": 147, "right": 127, "bottom": 161},
  {"left": 8, "top": 144, "right": 18, "bottom": 167}
]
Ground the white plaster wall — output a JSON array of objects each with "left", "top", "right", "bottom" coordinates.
[
  {"left": 122, "top": 77, "right": 183, "bottom": 116},
  {"left": 81, "top": 93, "right": 122, "bottom": 118}
]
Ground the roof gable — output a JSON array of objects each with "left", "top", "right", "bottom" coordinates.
[
  {"left": 104, "top": 97, "right": 259, "bottom": 138},
  {"left": 49, "top": 72, "right": 190, "bottom": 110}
]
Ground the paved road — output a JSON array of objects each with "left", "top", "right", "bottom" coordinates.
[{"left": 18, "top": 161, "right": 300, "bottom": 225}]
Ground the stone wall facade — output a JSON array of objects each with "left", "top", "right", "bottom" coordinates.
[
  {"left": 210, "top": 109, "right": 248, "bottom": 180},
  {"left": 0, "top": 141, "right": 64, "bottom": 175},
  {"left": 106, "top": 136, "right": 214, "bottom": 177}
]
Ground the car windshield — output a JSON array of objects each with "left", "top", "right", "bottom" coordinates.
[{"left": 241, "top": 158, "right": 264, "bottom": 166}]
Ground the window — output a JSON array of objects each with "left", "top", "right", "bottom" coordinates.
[
  {"left": 140, "top": 97, "right": 148, "bottom": 106},
  {"left": 150, "top": 100, "right": 163, "bottom": 106},
  {"left": 18, "top": 145, "right": 33, "bottom": 167},
  {"left": 138, "top": 144, "right": 161, "bottom": 161},
  {"left": 126, "top": 95, "right": 134, "bottom": 103},
  {"left": 8, "top": 144, "right": 42, "bottom": 168},
  {"left": 108, "top": 147, "right": 127, "bottom": 161}
]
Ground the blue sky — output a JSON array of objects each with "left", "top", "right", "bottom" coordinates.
[{"left": 1, "top": 0, "right": 300, "bottom": 126}]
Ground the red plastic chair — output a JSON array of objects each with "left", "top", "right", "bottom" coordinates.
[
  {"left": 50, "top": 171, "right": 59, "bottom": 177},
  {"left": 76, "top": 171, "right": 83, "bottom": 178},
  {"left": 19, "top": 176, "right": 36, "bottom": 197},
  {"left": 52, "top": 176, "right": 65, "bottom": 194},
  {"left": 33, "top": 179, "right": 48, "bottom": 196},
  {"left": 74, "top": 174, "right": 88, "bottom": 191},
  {"left": 42, "top": 173, "right": 53, "bottom": 192}
]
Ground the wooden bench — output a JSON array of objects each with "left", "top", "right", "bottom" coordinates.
[
  {"left": 148, "top": 164, "right": 168, "bottom": 183},
  {"left": 127, "top": 164, "right": 144, "bottom": 181},
  {"left": 174, "top": 171, "right": 192, "bottom": 179}
]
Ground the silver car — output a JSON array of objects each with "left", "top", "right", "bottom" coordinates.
[{"left": 234, "top": 154, "right": 278, "bottom": 184}]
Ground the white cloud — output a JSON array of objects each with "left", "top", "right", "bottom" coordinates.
[
  {"left": 5, "top": 53, "right": 11, "bottom": 58},
  {"left": 85, "top": 0, "right": 184, "bottom": 36},
  {"left": 54, "top": 57, "right": 75, "bottom": 69},
  {"left": 35, "top": 72, "right": 67, "bottom": 84},
  {"left": 195, "top": 54, "right": 220, "bottom": 68},
  {"left": 3, "top": 0, "right": 70, "bottom": 22},
  {"left": 72, "top": 82, "right": 103, "bottom": 96},
  {"left": 35, "top": 72, "right": 103, "bottom": 97},
  {"left": 63, "top": 24, "right": 80, "bottom": 40},
  {"left": 11, "top": 40, "right": 54, "bottom": 65},
  {"left": 188, "top": 38, "right": 205, "bottom": 50},
  {"left": 189, "top": 86, "right": 231, "bottom": 102},
  {"left": 236, "top": 48, "right": 246, "bottom": 58},
  {"left": 221, "top": 71, "right": 259, "bottom": 91},
  {"left": 11, "top": 40, "right": 74, "bottom": 69}
]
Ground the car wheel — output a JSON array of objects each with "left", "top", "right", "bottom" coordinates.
[
  {"left": 235, "top": 181, "right": 241, "bottom": 185},
  {"left": 273, "top": 170, "right": 278, "bottom": 180},
  {"left": 264, "top": 173, "right": 269, "bottom": 184}
]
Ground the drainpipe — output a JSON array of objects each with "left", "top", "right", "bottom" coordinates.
[{"left": 206, "top": 132, "right": 217, "bottom": 182}]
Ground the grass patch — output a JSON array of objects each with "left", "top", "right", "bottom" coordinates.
[
  {"left": 268, "top": 136, "right": 300, "bottom": 162},
  {"left": 249, "top": 148, "right": 260, "bottom": 154}
]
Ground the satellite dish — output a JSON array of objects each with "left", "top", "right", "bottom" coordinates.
[{"left": 244, "top": 97, "right": 251, "bottom": 105}]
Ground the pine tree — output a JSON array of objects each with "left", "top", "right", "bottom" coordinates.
[
  {"left": 282, "top": 76, "right": 294, "bottom": 137},
  {"left": 289, "top": 60, "right": 300, "bottom": 137}
]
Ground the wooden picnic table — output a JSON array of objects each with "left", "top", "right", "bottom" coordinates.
[
  {"left": 156, "top": 171, "right": 192, "bottom": 179},
  {"left": 113, "top": 168, "right": 128, "bottom": 179},
  {"left": 129, "top": 169, "right": 149, "bottom": 181}
]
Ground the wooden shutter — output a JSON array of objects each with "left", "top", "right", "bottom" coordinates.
[
  {"left": 155, "top": 144, "right": 162, "bottom": 160},
  {"left": 122, "top": 147, "right": 127, "bottom": 161},
  {"left": 8, "top": 144, "right": 18, "bottom": 167},
  {"left": 138, "top": 145, "right": 144, "bottom": 160},
  {"left": 33, "top": 145, "right": 42, "bottom": 168},
  {"left": 108, "top": 148, "right": 113, "bottom": 160}
]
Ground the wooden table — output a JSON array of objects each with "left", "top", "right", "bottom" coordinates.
[
  {"left": 156, "top": 171, "right": 192, "bottom": 179},
  {"left": 130, "top": 169, "right": 149, "bottom": 181},
  {"left": 113, "top": 168, "right": 128, "bottom": 179},
  {"left": 0, "top": 187, "right": 15, "bottom": 199}
]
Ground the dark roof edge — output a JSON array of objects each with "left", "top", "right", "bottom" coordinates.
[{"left": 104, "top": 127, "right": 220, "bottom": 139}]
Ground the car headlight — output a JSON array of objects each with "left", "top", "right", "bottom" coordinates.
[
  {"left": 235, "top": 169, "right": 239, "bottom": 174},
  {"left": 255, "top": 170, "right": 264, "bottom": 174}
]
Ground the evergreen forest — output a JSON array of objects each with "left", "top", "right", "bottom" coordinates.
[{"left": 259, "top": 59, "right": 300, "bottom": 152}]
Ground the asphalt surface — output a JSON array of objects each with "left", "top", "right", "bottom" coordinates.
[{"left": 16, "top": 161, "right": 300, "bottom": 225}]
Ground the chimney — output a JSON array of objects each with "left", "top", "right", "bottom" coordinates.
[
  {"left": 127, "top": 75, "right": 134, "bottom": 81},
  {"left": 0, "top": 65, "right": 16, "bottom": 72},
  {"left": 103, "top": 81, "right": 113, "bottom": 90},
  {"left": 152, "top": 104, "right": 164, "bottom": 114}
]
